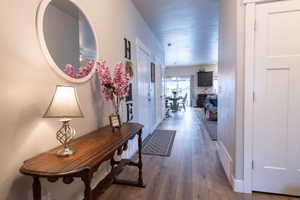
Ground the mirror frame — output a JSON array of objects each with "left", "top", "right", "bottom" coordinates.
[{"left": 36, "top": 0, "right": 99, "bottom": 83}]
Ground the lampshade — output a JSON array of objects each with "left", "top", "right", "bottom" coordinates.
[{"left": 43, "top": 85, "right": 84, "bottom": 118}]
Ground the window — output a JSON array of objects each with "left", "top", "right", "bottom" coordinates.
[{"left": 165, "top": 77, "right": 191, "bottom": 106}]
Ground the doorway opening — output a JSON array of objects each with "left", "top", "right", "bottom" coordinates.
[{"left": 165, "top": 76, "right": 191, "bottom": 106}]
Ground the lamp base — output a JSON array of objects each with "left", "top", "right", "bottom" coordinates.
[
  {"left": 56, "top": 147, "right": 75, "bottom": 157},
  {"left": 55, "top": 118, "right": 76, "bottom": 157}
]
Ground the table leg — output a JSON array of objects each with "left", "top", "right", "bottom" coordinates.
[
  {"left": 171, "top": 99, "right": 178, "bottom": 112},
  {"left": 172, "top": 100, "right": 175, "bottom": 111},
  {"left": 81, "top": 172, "right": 92, "bottom": 200},
  {"left": 137, "top": 130, "right": 145, "bottom": 187},
  {"left": 110, "top": 156, "right": 117, "bottom": 183},
  {"left": 114, "top": 131, "right": 145, "bottom": 188},
  {"left": 32, "top": 177, "right": 41, "bottom": 200}
]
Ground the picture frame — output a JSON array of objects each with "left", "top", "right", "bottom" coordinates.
[
  {"left": 126, "top": 83, "right": 133, "bottom": 102},
  {"left": 109, "top": 114, "right": 121, "bottom": 131},
  {"left": 151, "top": 62, "right": 155, "bottom": 82},
  {"left": 126, "top": 103, "right": 134, "bottom": 122},
  {"left": 124, "top": 38, "right": 131, "bottom": 60}
]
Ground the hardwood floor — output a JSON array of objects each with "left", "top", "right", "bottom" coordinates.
[{"left": 99, "top": 108, "right": 300, "bottom": 200}]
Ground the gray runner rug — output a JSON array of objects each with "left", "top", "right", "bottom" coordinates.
[{"left": 142, "top": 130, "right": 176, "bottom": 157}]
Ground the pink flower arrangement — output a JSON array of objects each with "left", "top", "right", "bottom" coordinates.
[
  {"left": 96, "top": 61, "right": 130, "bottom": 114},
  {"left": 63, "top": 60, "right": 95, "bottom": 78},
  {"left": 63, "top": 60, "right": 130, "bottom": 114}
]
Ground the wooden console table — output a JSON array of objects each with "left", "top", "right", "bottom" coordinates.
[{"left": 20, "top": 123, "right": 145, "bottom": 200}]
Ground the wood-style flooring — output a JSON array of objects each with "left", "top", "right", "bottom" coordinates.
[{"left": 99, "top": 108, "right": 300, "bottom": 200}]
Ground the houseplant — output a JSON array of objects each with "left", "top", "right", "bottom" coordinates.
[{"left": 96, "top": 61, "right": 130, "bottom": 126}]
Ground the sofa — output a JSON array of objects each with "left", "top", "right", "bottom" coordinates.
[{"left": 204, "top": 95, "right": 218, "bottom": 121}]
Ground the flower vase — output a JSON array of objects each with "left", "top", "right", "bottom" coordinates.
[
  {"left": 96, "top": 61, "right": 129, "bottom": 129},
  {"left": 113, "top": 102, "right": 120, "bottom": 116}
]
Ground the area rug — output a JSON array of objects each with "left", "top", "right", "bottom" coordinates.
[{"left": 142, "top": 130, "right": 176, "bottom": 157}]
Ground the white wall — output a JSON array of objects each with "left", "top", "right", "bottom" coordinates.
[
  {"left": 0, "top": 0, "right": 163, "bottom": 199},
  {"left": 235, "top": 0, "right": 245, "bottom": 181},
  {"left": 218, "top": 0, "right": 245, "bottom": 182},
  {"left": 165, "top": 64, "right": 218, "bottom": 106},
  {"left": 218, "top": 0, "right": 236, "bottom": 184}
]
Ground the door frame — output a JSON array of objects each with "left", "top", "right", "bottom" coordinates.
[
  {"left": 243, "top": 0, "right": 291, "bottom": 194},
  {"left": 134, "top": 38, "right": 152, "bottom": 137},
  {"left": 154, "top": 56, "right": 165, "bottom": 127}
]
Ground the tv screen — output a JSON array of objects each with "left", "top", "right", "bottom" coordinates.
[{"left": 198, "top": 71, "right": 213, "bottom": 87}]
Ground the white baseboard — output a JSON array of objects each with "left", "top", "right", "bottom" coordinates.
[
  {"left": 233, "top": 178, "right": 245, "bottom": 193},
  {"left": 217, "top": 141, "right": 246, "bottom": 193},
  {"left": 217, "top": 141, "right": 234, "bottom": 185},
  {"left": 153, "top": 117, "right": 163, "bottom": 132}
]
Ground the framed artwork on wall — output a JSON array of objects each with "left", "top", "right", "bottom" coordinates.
[
  {"left": 124, "top": 38, "right": 131, "bottom": 60},
  {"left": 126, "top": 103, "right": 134, "bottom": 122},
  {"left": 151, "top": 62, "right": 155, "bottom": 82},
  {"left": 126, "top": 83, "right": 133, "bottom": 102}
]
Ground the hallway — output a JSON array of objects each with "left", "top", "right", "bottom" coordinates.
[{"left": 99, "top": 108, "right": 300, "bottom": 200}]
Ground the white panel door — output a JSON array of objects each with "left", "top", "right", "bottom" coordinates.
[
  {"left": 136, "top": 41, "right": 152, "bottom": 140},
  {"left": 253, "top": 0, "right": 300, "bottom": 196}
]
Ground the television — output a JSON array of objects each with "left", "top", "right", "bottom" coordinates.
[{"left": 197, "top": 71, "right": 213, "bottom": 87}]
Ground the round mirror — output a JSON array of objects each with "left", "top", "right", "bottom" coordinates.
[{"left": 37, "top": 0, "right": 98, "bottom": 83}]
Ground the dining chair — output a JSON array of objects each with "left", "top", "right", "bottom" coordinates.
[{"left": 179, "top": 93, "right": 188, "bottom": 111}]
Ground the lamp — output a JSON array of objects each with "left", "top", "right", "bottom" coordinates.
[{"left": 44, "top": 85, "right": 83, "bottom": 156}]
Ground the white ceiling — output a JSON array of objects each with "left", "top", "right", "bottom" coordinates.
[{"left": 132, "top": 0, "right": 219, "bottom": 66}]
